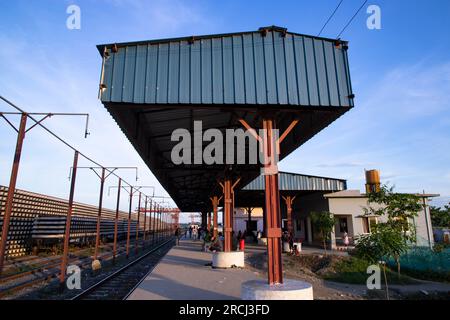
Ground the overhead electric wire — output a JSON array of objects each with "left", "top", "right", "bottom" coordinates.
[
  {"left": 0, "top": 95, "right": 172, "bottom": 208},
  {"left": 318, "top": 0, "right": 344, "bottom": 37},
  {"left": 336, "top": 0, "right": 368, "bottom": 38}
]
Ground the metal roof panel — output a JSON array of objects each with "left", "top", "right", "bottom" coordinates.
[{"left": 99, "top": 28, "right": 354, "bottom": 108}]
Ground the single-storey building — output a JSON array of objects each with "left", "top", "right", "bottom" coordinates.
[{"left": 234, "top": 170, "right": 438, "bottom": 249}]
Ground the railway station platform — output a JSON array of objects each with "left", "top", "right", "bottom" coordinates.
[{"left": 127, "top": 238, "right": 262, "bottom": 300}]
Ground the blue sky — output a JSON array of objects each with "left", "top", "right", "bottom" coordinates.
[{"left": 1, "top": 0, "right": 449, "bottom": 222}]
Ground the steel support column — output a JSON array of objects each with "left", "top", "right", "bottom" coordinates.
[
  {"left": 231, "top": 191, "right": 236, "bottom": 234},
  {"left": 94, "top": 168, "right": 106, "bottom": 260},
  {"left": 152, "top": 202, "right": 156, "bottom": 244},
  {"left": 222, "top": 179, "right": 232, "bottom": 252},
  {"left": 148, "top": 199, "right": 153, "bottom": 244},
  {"left": 135, "top": 192, "right": 141, "bottom": 254},
  {"left": 160, "top": 208, "right": 163, "bottom": 240},
  {"left": 0, "top": 113, "right": 27, "bottom": 274},
  {"left": 59, "top": 150, "right": 79, "bottom": 285},
  {"left": 126, "top": 186, "right": 133, "bottom": 258},
  {"left": 219, "top": 177, "right": 240, "bottom": 252},
  {"left": 262, "top": 117, "right": 282, "bottom": 285},
  {"left": 262, "top": 205, "right": 267, "bottom": 237},
  {"left": 239, "top": 116, "right": 298, "bottom": 285},
  {"left": 160, "top": 210, "right": 163, "bottom": 240},
  {"left": 113, "top": 178, "right": 121, "bottom": 262},
  {"left": 282, "top": 195, "right": 296, "bottom": 237},
  {"left": 210, "top": 196, "right": 221, "bottom": 238},
  {"left": 157, "top": 206, "right": 161, "bottom": 242},
  {"left": 246, "top": 207, "right": 253, "bottom": 233},
  {"left": 163, "top": 212, "right": 166, "bottom": 238},
  {"left": 143, "top": 196, "right": 148, "bottom": 244},
  {"left": 207, "top": 212, "right": 212, "bottom": 231}
]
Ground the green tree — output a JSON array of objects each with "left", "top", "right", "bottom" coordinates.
[
  {"left": 310, "top": 211, "right": 336, "bottom": 255},
  {"left": 355, "top": 223, "right": 409, "bottom": 299},
  {"left": 361, "top": 184, "right": 422, "bottom": 275},
  {"left": 430, "top": 204, "right": 450, "bottom": 228}
]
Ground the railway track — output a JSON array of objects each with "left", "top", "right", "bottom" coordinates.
[
  {"left": 0, "top": 234, "right": 169, "bottom": 298},
  {"left": 71, "top": 237, "right": 174, "bottom": 300}
]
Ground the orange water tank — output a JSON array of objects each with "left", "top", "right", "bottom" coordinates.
[{"left": 365, "top": 169, "right": 381, "bottom": 193}]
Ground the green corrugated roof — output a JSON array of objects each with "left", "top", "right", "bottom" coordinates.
[{"left": 98, "top": 25, "right": 354, "bottom": 108}]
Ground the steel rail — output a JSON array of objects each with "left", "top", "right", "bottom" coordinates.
[{"left": 70, "top": 237, "right": 174, "bottom": 300}]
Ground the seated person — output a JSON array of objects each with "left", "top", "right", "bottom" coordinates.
[
  {"left": 209, "top": 236, "right": 223, "bottom": 252},
  {"left": 231, "top": 231, "right": 239, "bottom": 251}
]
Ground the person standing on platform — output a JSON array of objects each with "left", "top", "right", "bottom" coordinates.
[
  {"left": 175, "top": 227, "right": 181, "bottom": 245},
  {"left": 288, "top": 231, "right": 294, "bottom": 254}
]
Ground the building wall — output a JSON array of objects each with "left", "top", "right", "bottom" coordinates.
[
  {"left": 413, "top": 198, "right": 434, "bottom": 246},
  {"left": 327, "top": 196, "right": 434, "bottom": 247},
  {"left": 233, "top": 217, "right": 264, "bottom": 234},
  {"left": 233, "top": 208, "right": 263, "bottom": 235},
  {"left": 290, "top": 192, "right": 330, "bottom": 242},
  {"left": 327, "top": 197, "right": 374, "bottom": 237}
]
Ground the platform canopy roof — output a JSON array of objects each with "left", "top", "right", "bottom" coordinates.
[
  {"left": 235, "top": 171, "right": 347, "bottom": 207},
  {"left": 97, "top": 26, "right": 354, "bottom": 211}
]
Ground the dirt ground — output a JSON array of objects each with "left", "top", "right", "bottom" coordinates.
[
  {"left": 244, "top": 249, "right": 450, "bottom": 300},
  {"left": 245, "top": 250, "right": 364, "bottom": 300}
]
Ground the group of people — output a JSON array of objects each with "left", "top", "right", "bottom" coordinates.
[
  {"left": 175, "top": 225, "right": 351, "bottom": 252},
  {"left": 208, "top": 229, "right": 258, "bottom": 252},
  {"left": 187, "top": 225, "right": 202, "bottom": 240}
]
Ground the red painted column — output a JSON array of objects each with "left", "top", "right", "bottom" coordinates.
[
  {"left": 223, "top": 178, "right": 233, "bottom": 252},
  {"left": 113, "top": 178, "right": 121, "bottom": 262},
  {"left": 94, "top": 168, "right": 106, "bottom": 260},
  {"left": 283, "top": 195, "right": 296, "bottom": 237},
  {"left": 157, "top": 206, "right": 161, "bottom": 242},
  {"left": 211, "top": 196, "right": 220, "bottom": 238},
  {"left": 143, "top": 196, "right": 148, "bottom": 243},
  {"left": 0, "top": 113, "right": 27, "bottom": 275},
  {"left": 148, "top": 199, "right": 153, "bottom": 244},
  {"left": 60, "top": 150, "right": 79, "bottom": 285},
  {"left": 262, "top": 117, "right": 283, "bottom": 285},
  {"left": 135, "top": 192, "right": 141, "bottom": 254},
  {"left": 126, "top": 187, "right": 133, "bottom": 258},
  {"left": 152, "top": 202, "right": 156, "bottom": 244}
]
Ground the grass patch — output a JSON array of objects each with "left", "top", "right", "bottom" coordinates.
[
  {"left": 398, "top": 267, "right": 450, "bottom": 283},
  {"left": 322, "top": 257, "right": 419, "bottom": 285}
]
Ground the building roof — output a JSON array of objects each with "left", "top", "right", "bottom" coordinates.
[
  {"left": 97, "top": 26, "right": 354, "bottom": 211},
  {"left": 235, "top": 171, "right": 347, "bottom": 207},
  {"left": 243, "top": 171, "right": 347, "bottom": 191},
  {"left": 324, "top": 190, "right": 440, "bottom": 198},
  {"left": 98, "top": 25, "right": 353, "bottom": 107}
]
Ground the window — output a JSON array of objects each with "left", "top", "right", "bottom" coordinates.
[
  {"left": 369, "top": 217, "right": 377, "bottom": 231},
  {"left": 362, "top": 218, "right": 369, "bottom": 233},
  {"left": 362, "top": 217, "right": 377, "bottom": 233},
  {"left": 339, "top": 217, "right": 348, "bottom": 233}
]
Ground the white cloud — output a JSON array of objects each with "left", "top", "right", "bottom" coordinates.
[
  {"left": 99, "top": 0, "right": 216, "bottom": 37},
  {"left": 0, "top": 0, "right": 219, "bottom": 212},
  {"left": 281, "top": 59, "right": 450, "bottom": 196},
  {"left": 361, "top": 61, "right": 450, "bottom": 120}
]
